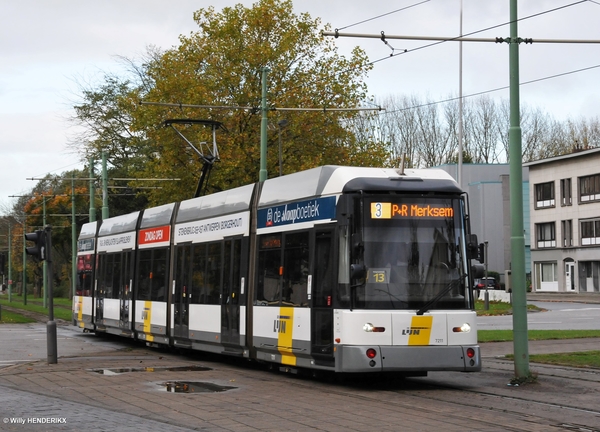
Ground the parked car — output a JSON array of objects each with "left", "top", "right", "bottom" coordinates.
[{"left": 474, "top": 277, "right": 501, "bottom": 291}]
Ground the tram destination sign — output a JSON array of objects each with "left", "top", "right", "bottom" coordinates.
[
  {"left": 77, "top": 238, "right": 95, "bottom": 253},
  {"left": 371, "top": 202, "right": 454, "bottom": 219}
]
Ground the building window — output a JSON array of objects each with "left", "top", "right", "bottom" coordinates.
[
  {"left": 560, "top": 178, "right": 572, "bottom": 206},
  {"left": 535, "top": 182, "right": 555, "bottom": 208},
  {"left": 536, "top": 222, "right": 556, "bottom": 248},
  {"left": 540, "top": 262, "right": 557, "bottom": 282},
  {"left": 561, "top": 220, "right": 573, "bottom": 247},
  {"left": 534, "top": 261, "right": 558, "bottom": 291},
  {"left": 581, "top": 218, "right": 600, "bottom": 245},
  {"left": 579, "top": 174, "right": 600, "bottom": 203}
]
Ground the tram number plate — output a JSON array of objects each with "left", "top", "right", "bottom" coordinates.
[{"left": 368, "top": 268, "right": 390, "bottom": 284}]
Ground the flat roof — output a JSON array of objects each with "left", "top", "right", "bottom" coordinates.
[{"left": 523, "top": 147, "right": 600, "bottom": 167}]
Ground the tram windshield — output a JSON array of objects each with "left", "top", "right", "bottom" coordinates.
[{"left": 353, "top": 196, "right": 471, "bottom": 310}]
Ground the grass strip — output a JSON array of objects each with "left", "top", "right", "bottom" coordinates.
[
  {"left": 0, "top": 297, "right": 73, "bottom": 321},
  {"left": 478, "top": 329, "right": 600, "bottom": 343},
  {"left": 0, "top": 310, "right": 37, "bottom": 324}
]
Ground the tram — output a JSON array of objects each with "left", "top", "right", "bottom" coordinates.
[{"left": 73, "top": 165, "right": 484, "bottom": 375}]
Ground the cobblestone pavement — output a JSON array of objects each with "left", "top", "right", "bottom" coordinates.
[
  {"left": 0, "top": 324, "right": 599, "bottom": 431},
  {"left": 0, "top": 387, "right": 197, "bottom": 432},
  {"left": 1, "top": 293, "right": 599, "bottom": 432}
]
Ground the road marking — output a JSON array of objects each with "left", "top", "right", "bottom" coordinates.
[{"left": 528, "top": 321, "right": 562, "bottom": 324}]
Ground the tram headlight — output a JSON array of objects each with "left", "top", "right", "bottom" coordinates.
[
  {"left": 363, "top": 323, "right": 386, "bottom": 333},
  {"left": 452, "top": 323, "right": 471, "bottom": 333}
]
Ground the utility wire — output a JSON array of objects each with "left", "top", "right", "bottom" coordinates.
[
  {"left": 336, "top": 1, "right": 430, "bottom": 31},
  {"left": 279, "top": 0, "right": 590, "bottom": 115},
  {"left": 366, "top": 0, "right": 589, "bottom": 67},
  {"left": 379, "top": 63, "right": 600, "bottom": 115}
]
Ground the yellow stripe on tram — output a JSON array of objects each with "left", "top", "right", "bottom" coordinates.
[
  {"left": 143, "top": 300, "right": 154, "bottom": 342},
  {"left": 77, "top": 297, "right": 84, "bottom": 328},
  {"left": 277, "top": 307, "right": 296, "bottom": 366},
  {"left": 408, "top": 315, "right": 433, "bottom": 346}
]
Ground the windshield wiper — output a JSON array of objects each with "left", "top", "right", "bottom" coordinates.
[{"left": 416, "top": 277, "right": 462, "bottom": 315}]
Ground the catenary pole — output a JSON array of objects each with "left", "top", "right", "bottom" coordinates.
[
  {"left": 71, "top": 178, "right": 76, "bottom": 299},
  {"left": 259, "top": 67, "right": 269, "bottom": 182},
  {"left": 89, "top": 158, "right": 96, "bottom": 222},
  {"left": 8, "top": 223, "right": 12, "bottom": 302},
  {"left": 22, "top": 220, "right": 26, "bottom": 305},
  {"left": 508, "top": 0, "right": 530, "bottom": 379},
  {"left": 43, "top": 197, "right": 47, "bottom": 308},
  {"left": 101, "top": 152, "right": 109, "bottom": 220}
]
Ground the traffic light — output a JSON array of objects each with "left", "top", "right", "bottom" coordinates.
[
  {"left": 24, "top": 230, "right": 47, "bottom": 261},
  {"left": 478, "top": 243, "right": 485, "bottom": 264}
]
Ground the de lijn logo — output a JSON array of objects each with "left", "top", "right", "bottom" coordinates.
[{"left": 258, "top": 196, "right": 336, "bottom": 228}]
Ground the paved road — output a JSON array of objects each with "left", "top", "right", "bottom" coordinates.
[
  {"left": 478, "top": 300, "right": 600, "bottom": 331},
  {"left": 1, "top": 293, "right": 599, "bottom": 431},
  {"left": 0, "top": 323, "right": 599, "bottom": 431}
]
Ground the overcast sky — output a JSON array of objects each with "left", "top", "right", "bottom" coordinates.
[{"left": 2, "top": 0, "right": 600, "bottom": 212}]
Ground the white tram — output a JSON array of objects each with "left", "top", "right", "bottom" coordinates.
[{"left": 73, "top": 166, "right": 483, "bottom": 375}]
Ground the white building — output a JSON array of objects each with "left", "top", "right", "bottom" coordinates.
[{"left": 524, "top": 148, "right": 600, "bottom": 293}]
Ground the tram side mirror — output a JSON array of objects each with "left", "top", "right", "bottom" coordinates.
[
  {"left": 350, "top": 263, "right": 366, "bottom": 280},
  {"left": 352, "top": 232, "right": 363, "bottom": 254},
  {"left": 467, "top": 234, "right": 479, "bottom": 260},
  {"left": 471, "top": 264, "right": 484, "bottom": 279}
]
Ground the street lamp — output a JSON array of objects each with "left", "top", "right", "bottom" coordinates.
[{"left": 277, "top": 119, "right": 288, "bottom": 177}]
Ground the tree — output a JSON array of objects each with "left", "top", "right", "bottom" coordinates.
[{"left": 71, "top": 0, "right": 377, "bottom": 206}]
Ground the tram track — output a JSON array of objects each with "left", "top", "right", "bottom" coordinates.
[
  {"left": 2, "top": 341, "right": 599, "bottom": 432},
  {"left": 225, "top": 361, "right": 600, "bottom": 432}
]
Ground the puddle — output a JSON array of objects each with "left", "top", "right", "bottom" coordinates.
[
  {"left": 159, "top": 381, "right": 236, "bottom": 393},
  {"left": 89, "top": 365, "right": 211, "bottom": 375}
]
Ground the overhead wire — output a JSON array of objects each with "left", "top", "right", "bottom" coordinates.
[
  {"left": 367, "top": 0, "right": 589, "bottom": 67},
  {"left": 279, "top": 0, "right": 593, "bottom": 114},
  {"left": 379, "top": 63, "right": 600, "bottom": 115},
  {"left": 335, "top": 1, "right": 431, "bottom": 31},
  {"left": 354, "top": 0, "right": 597, "bottom": 116}
]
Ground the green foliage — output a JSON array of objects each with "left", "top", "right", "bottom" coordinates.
[{"left": 71, "top": 0, "right": 380, "bottom": 206}]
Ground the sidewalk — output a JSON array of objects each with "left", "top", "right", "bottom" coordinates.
[{"left": 527, "top": 291, "right": 600, "bottom": 304}]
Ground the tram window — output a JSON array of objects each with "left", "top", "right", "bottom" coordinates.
[
  {"left": 122, "top": 251, "right": 132, "bottom": 299},
  {"left": 97, "top": 254, "right": 109, "bottom": 298},
  {"left": 175, "top": 244, "right": 191, "bottom": 302},
  {"left": 77, "top": 255, "right": 93, "bottom": 296},
  {"left": 111, "top": 253, "right": 122, "bottom": 300},
  {"left": 231, "top": 239, "right": 241, "bottom": 305},
  {"left": 206, "top": 242, "right": 222, "bottom": 305},
  {"left": 256, "top": 232, "right": 308, "bottom": 307},
  {"left": 136, "top": 248, "right": 169, "bottom": 302},
  {"left": 223, "top": 240, "right": 232, "bottom": 305},
  {"left": 151, "top": 248, "right": 168, "bottom": 302},
  {"left": 282, "top": 232, "right": 309, "bottom": 307},
  {"left": 257, "top": 234, "right": 282, "bottom": 305},
  {"left": 191, "top": 244, "right": 206, "bottom": 304},
  {"left": 137, "top": 250, "right": 152, "bottom": 301}
]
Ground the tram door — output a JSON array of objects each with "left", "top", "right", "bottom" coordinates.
[
  {"left": 95, "top": 267, "right": 104, "bottom": 323},
  {"left": 173, "top": 244, "right": 191, "bottom": 339},
  {"left": 311, "top": 229, "right": 335, "bottom": 364},
  {"left": 221, "top": 239, "right": 242, "bottom": 346},
  {"left": 119, "top": 252, "right": 133, "bottom": 329}
]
